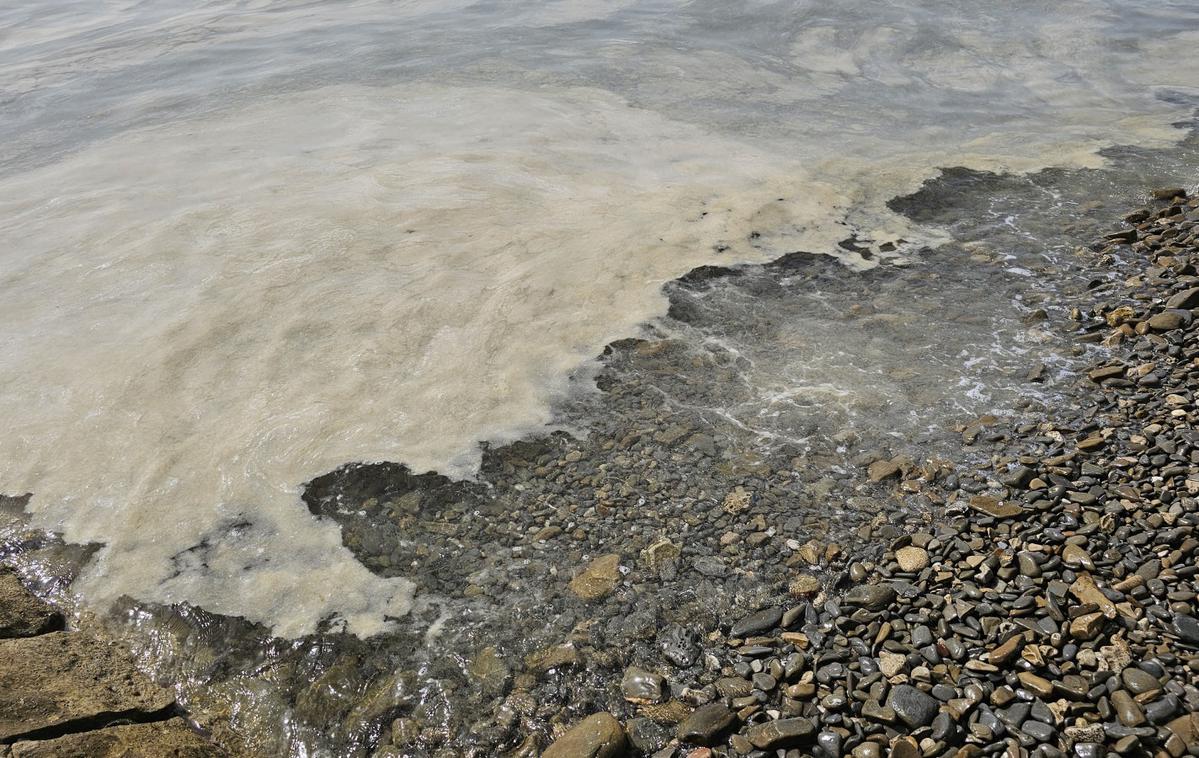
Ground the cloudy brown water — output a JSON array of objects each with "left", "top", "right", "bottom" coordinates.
[{"left": 2, "top": 0, "right": 1199, "bottom": 754}]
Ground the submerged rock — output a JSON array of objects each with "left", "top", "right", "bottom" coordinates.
[
  {"left": 569, "top": 553, "right": 622, "bottom": 601},
  {"left": 542, "top": 713, "right": 627, "bottom": 758}
]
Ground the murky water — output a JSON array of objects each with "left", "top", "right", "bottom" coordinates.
[{"left": 3, "top": 0, "right": 1199, "bottom": 755}]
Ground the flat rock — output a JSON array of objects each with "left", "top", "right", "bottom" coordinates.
[
  {"left": 0, "top": 571, "right": 62, "bottom": 638},
  {"left": 745, "top": 717, "right": 815, "bottom": 749},
  {"left": 867, "top": 459, "right": 903, "bottom": 482},
  {"left": 543, "top": 713, "right": 627, "bottom": 758},
  {"left": 967, "top": 495, "right": 1024, "bottom": 518},
  {"left": 8, "top": 719, "right": 221, "bottom": 758},
  {"left": 569, "top": 553, "right": 622, "bottom": 601},
  {"left": 0, "top": 632, "right": 176, "bottom": 742}
]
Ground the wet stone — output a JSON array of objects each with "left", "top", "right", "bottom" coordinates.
[
  {"left": 1111, "top": 690, "right": 1146, "bottom": 727},
  {"left": 730, "top": 607, "right": 783, "bottom": 638},
  {"left": 1171, "top": 614, "right": 1199, "bottom": 645},
  {"left": 888, "top": 684, "right": 940, "bottom": 728},
  {"left": 744, "top": 717, "right": 816, "bottom": 750},
  {"left": 844, "top": 584, "right": 896, "bottom": 611},
  {"left": 543, "top": 713, "right": 627, "bottom": 758},
  {"left": 1023, "top": 720, "right": 1056, "bottom": 743},
  {"left": 626, "top": 718, "right": 670, "bottom": 755},
  {"left": 677, "top": 703, "right": 736, "bottom": 746},
  {"left": 621, "top": 667, "right": 666, "bottom": 704},
  {"left": 569, "top": 553, "right": 622, "bottom": 601}
]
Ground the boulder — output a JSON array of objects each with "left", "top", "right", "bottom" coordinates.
[
  {"left": 0, "top": 632, "right": 174, "bottom": 742},
  {"left": 8, "top": 719, "right": 221, "bottom": 757}
]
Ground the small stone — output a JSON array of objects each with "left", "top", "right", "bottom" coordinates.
[
  {"left": 569, "top": 554, "right": 622, "bottom": 601},
  {"left": 744, "top": 717, "right": 816, "bottom": 750},
  {"left": 1023, "top": 720, "right": 1056, "bottom": 742},
  {"left": 844, "top": 584, "right": 896, "bottom": 611},
  {"left": 887, "top": 684, "right": 939, "bottom": 728},
  {"left": 1069, "top": 612, "right": 1105, "bottom": 641},
  {"left": 1120, "top": 668, "right": 1159, "bottom": 695},
  {"left": 621, "top": 667, "right": 665, "bottom": 704},
  {"left": 890, "top": 735, "right": 921, "bottom": 758},
  {"left": 1166, "top": 286, "right": 1199, "bottom": 310},
  {"left": 543, "top": 713, "right": 627, "bottom": 758},
  {"left": 878, "top": 651, "right": 906, "bottom": 678},
  {"left": 814, "top": 730, "right": 842, "bottom": 758},
  {"left": 895, "top": 546, "right": 929, "bottom": 572},
  {"left": 626, "top": 718, "right": 670, "bottom": 754},
  {"left": 1017, "top": 672, "right": 1054, "bottom": 699},
  {"left": 676, "top": 703, "right": 735, "bottom": 746},
  {"left": 640, "top": 538, "right": 681, "bottom": 570},
  {"left": 853, "top": 742, "right": 882, "bottom": 758},
  {"left": 789, "top": 574, "right": 821, "bottom": 596},
  {"left": 1151, "top": 187, "right": 1187, "bottom": 200},
  {"left": 467, "top": 647, "right": 510, "bottom": 695},
  {"left": 722, "top": 487, "right": 753, "bottom": 514},
  {"left": 1171, "top": 614, "right": 1199, "bottom": 644},
  {"left": 1062, "top": 544, "right": 1096, "bottom": 571},
  {"left": 729, "top": 607, "right": 783, "bottom": 638},
  {"left": 1111, "top": 690, "right": 1146, "bottom": 727},
  {"left": 988, "top": 635, "right": 1024, "bottom": 665},
  {"left": 868, "top": 458, "right": 903, "bottom": 482},
  {"left": 1165, "top": 713, "right": 1199, "bottom": 747}
]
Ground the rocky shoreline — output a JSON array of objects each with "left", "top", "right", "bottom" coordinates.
[
  {"left": 539, "top": 187, "right": 1199, "bottom": 757},
  {"left": 2, "top": 176, "right": 1198, "bottom": 758},
  {"left": 0, "top": 569, "right": 228, "bottom": 757}
]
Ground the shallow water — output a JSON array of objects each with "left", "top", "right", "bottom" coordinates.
[
  {"left": 2, "top": 1, "right": 1199, "bottom": 754},
  {"left": 3, "top": 0, "right": 1199, "bottom": 640}
]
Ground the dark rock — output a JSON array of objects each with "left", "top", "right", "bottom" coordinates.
[
  {"left": 888, "top": 684, "right": 940, "bottom": 728},
  {"left": 730, "top": 607, "right": 783, "bottom": 638},
  {"left": 677, "top": 703, "right": 736, "bottom": 746},
  {"left": 1171, "top": 614, "right": 1199, "bottom": 644},
  {"left": 626, "top": 718, "right": 670, "bottom": 755},
  {"left": 843, "top": 584, "right": 896, "bottom": 611}
]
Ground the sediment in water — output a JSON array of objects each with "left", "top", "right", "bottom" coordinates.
[{"left": 3, "top": 124, "right": 1199, "bottom": 756}]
